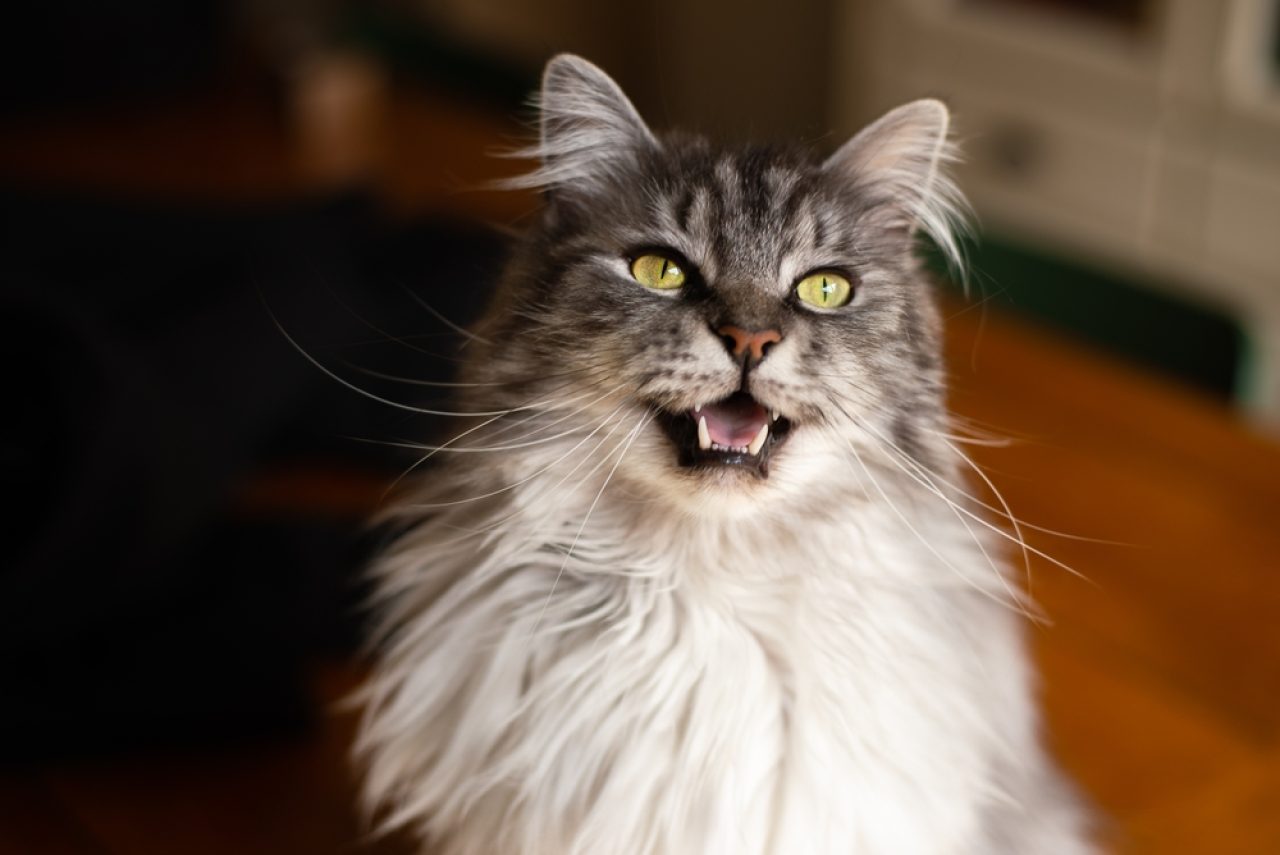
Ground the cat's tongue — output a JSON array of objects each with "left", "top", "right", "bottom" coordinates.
[{"left": 698, "top": 393, "right": 768, "bottom": 449}]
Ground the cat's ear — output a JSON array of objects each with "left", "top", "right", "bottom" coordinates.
[
  {"left": 823, "top": 99, "right": 970, "bottom": 273},
  {"left": 506, "top": 54, "right": 658, "bottom": 195}
]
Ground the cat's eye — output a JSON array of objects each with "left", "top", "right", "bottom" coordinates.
[
  {"left": 631, "top": 253, "right": 686, "bottom": 290},
  {"left": 795, "top": 272, "right": 853, "bottom": 309}
]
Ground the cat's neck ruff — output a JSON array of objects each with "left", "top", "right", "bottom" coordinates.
[{"left": 363, "top": 440, "right": 1041, "bottom": 855}]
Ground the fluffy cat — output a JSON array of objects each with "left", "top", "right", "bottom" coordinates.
[{"left": 355, "top": 54, "right": 1094, "bottom": 854}]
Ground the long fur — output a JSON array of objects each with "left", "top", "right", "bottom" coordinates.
[{"left": 355, "top": 54, "right": 1094, "bottom": 854}]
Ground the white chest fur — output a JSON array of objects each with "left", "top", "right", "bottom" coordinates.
[{"left": 356, "top": 473, "right": 1084, "bottom": 855}]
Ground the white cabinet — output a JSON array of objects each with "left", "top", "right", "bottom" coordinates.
[{"left": 833, "top": 0, "right": 1280, "bottom": 420}]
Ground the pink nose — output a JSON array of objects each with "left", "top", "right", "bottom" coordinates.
[{"left": 716, "top": 325, "right": 782, "bottom": 362}]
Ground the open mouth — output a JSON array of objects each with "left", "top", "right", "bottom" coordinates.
[{"left": 655, "top": 391, "right": 794, "bottom": 479}]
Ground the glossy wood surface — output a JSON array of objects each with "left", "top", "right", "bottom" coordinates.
[{"left": 3, "top": 83, "right": 1277, "bottom": 855}]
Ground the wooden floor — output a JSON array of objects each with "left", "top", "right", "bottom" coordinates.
[
  {"left": 3, "top": 80, "right": 1279, "bottom": 854},
  {"left": 943, "top": 304, "right": 1280, "bottom": 854}
]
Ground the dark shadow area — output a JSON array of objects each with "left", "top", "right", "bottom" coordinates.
[{"left": 0, "top": 188, "right": 508, "bottom": 760}]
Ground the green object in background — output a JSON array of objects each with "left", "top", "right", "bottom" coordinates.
[
  {"left": 1273, "top": 3, "right": 1280, "bottom": 83},
  {"left": 931, "top": 236, "right": 1245, "bottom": 402}
]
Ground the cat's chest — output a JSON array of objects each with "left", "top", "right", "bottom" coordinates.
[
  {"left": 372, "top": 493, "right": 1013, "bottom": 854},
  {"left": 644, "top": 513, "right": 921, "bottom": 669},
  {"left": 602, "top": 554, "right": 993, "bottom": 853},
  {"left": 669, "top": 549, "right": 960, "bottom": 714},
  {"left": 468, "top": 493, "right": 1006, "bottom": 851}
]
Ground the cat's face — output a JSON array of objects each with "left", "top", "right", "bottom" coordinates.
[{"left": 472, "top": 56, "right": 967, "bottom": 514}]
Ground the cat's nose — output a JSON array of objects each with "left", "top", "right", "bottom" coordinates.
[{"left": 716, "top": 324, "right": 782, "bottom": 364}]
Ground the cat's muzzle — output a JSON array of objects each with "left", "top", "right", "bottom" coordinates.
[{"left": 656, "top": 391, "right": 793, "bottom": 479}]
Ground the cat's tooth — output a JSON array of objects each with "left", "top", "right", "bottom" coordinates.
[
  {"left": 747, "top": 423, "right": 769, "bottom": 456},
  {"left": 697, "top": 416, "right": 711, "bottom": 450},
  {"left": 771, "top": 411, "right": 779, "bottom": 422},
  {"left": 694, "top": 404, "right": 702, "bottom": 414}
]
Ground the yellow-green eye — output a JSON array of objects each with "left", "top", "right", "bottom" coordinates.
[
  {"left": 631, "top": 253, "right": 686, "bottom": 290},
  {"left": 795, "top": 272, "right": 853, "bottom": 308}
]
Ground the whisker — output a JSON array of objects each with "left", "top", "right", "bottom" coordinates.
[
  {"left": 528, "top": 408, "right": 655, "bottom": 640},
  {"left": 468, "top": 379, "right": 623, "bottom": 448},
  {"left": 468, "top": 369, "right": 619, "bottom": 446},
  {"left": 339, "top": 363, "right": 507, "bottom": 389},
  {"left": 841, "top": 437, "right": 1025, "bottom": 615},
  {"left": 345, "top": 379, "right": 627, "bottom": 475},
  {"left": 843, "top": 410, "right": 1032, "bottom": 590},
  {"left": 398, "top": 282, "right": 496, "bottom": 347},
  {"left": 339, "top": 357, "right": 617, "bottom": 390},
  {"left": 947, "top": 437, "right": 1116, "bottom": 563},
  {"left": 402, "top": 400, "right": 634, "bottom": 510},
  {"left": 940, "top": 414, "right": 1036, "bottom": 443},
  {"left": 821, "top": 382, "right": 1102, "bottom": 546},
  {"left": 924, "top": 429, "right": 1012, "bottom": 449},
  {"left": 840, "top": 417, "right": 1035, "bottom": 618},
  {"left": 266, "top": 300, "right": 606, "bottom": 420},
  {"left": 908, "top": 436, "right": 1124, "bottom": 544},
  {"left": 356, "top": 413, "right": 611, "bottom": 456},
  {"left": 377, "top": 411, "right": 511, "bottom": 505},
  {"left": 933, "top": 433, "right": 1033, "bottom": 591},
  {"left": 313, "top": 331, "right": 465, "bottom": 350},
  {"left": 420, "top": 405, "right": 638, "bottom": 550},
  {"left": 849, "top": 423, "right": 1095, "bottom": 585},
  {"left": 318, "top": 282, "right": 470, "bottom": 363}
]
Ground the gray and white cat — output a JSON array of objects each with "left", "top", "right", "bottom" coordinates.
[{"left": 355, "top": 54, "right": 1094, "bottom": 854}]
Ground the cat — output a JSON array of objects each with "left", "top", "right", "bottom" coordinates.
[{"left": 355, "top": 54, "right": 1095, "bottom": 854}]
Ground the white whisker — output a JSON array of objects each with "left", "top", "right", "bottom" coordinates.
[
  {"left": 377, "top": 411, "right": 510, "bottom": 506},
  {"left": 412, "top": 404, "right": 638, "bottom": 550},
  {"left": 941, "top": 437, "right": 1097, "bottom": 582},
  {"left": 844, "top": 420, "right": 1036, "bottom": 619},
  {"left": 403, "top": 400, "right": 634, "bottom": 510},
  {"left": 847, "top": 424, "right": 1094, "bottom": 586},
  {"left": 398, "top": 282, "right": 495, "bottom": 346},
  {"left": 527, "top": 409, "right": 655, "bottom": 640},
  {"left": 340, "top": 363, "right": 506, "bottom": 389},
  {"left": 842, "top": 438, "right": 1021, "bottom": 614},
  {"left": 267, "top": 302, "right": 549, "bottom": 418}
]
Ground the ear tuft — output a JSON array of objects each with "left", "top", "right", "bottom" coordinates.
[
  {"left": 501, "top": 54, "right": 657, "bottom": 195},
  {"left": 823, "top": 99, "right": 972, "bottom": 278}
]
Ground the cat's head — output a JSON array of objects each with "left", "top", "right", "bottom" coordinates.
[{"left": 472, "top": 55, "right": 968, "bottom": 516}]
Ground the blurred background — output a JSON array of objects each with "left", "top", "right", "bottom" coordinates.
[{"left": 2, "top": 1, "right": 1278, "bottom": 853}]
